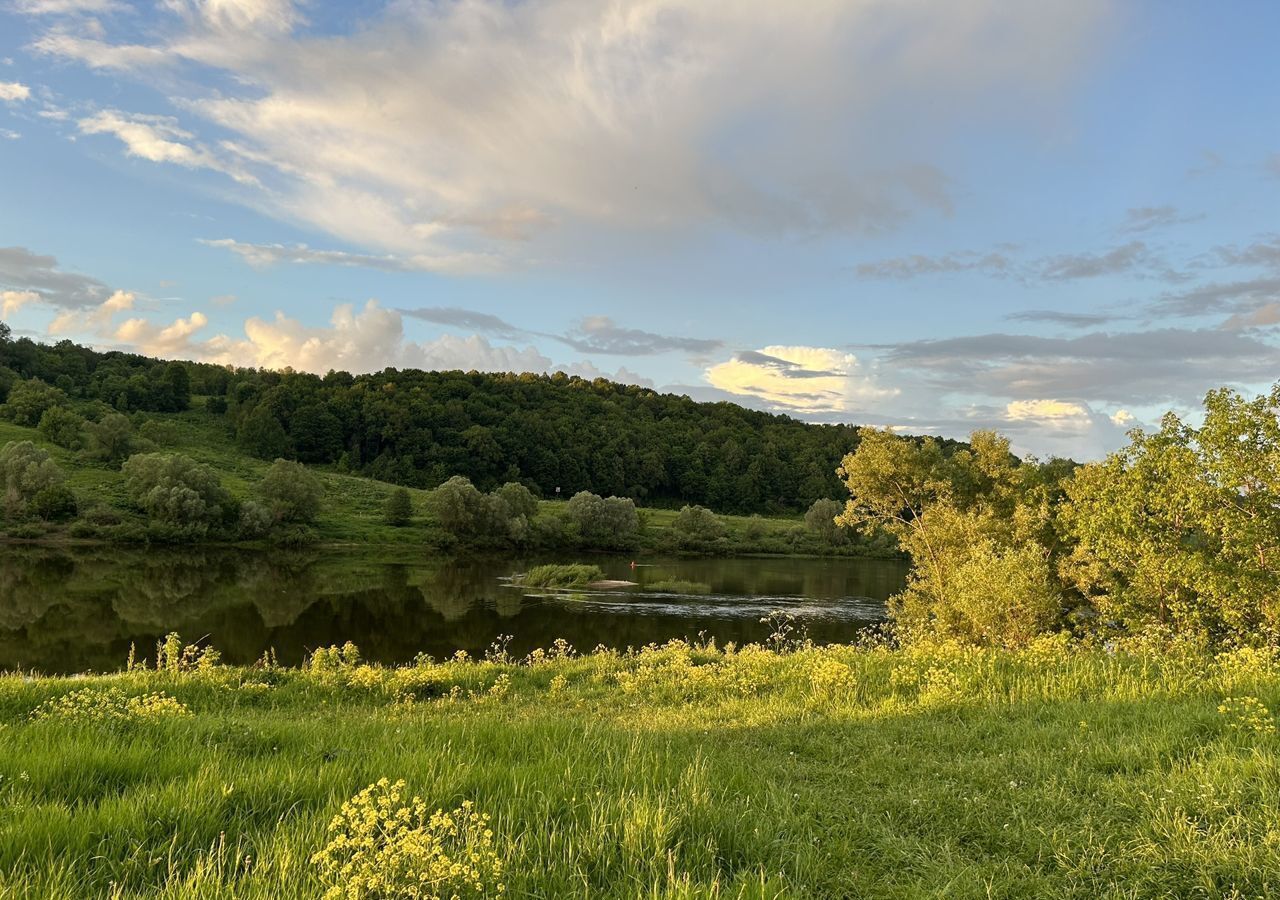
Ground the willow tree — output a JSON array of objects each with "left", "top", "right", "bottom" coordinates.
[
  {"left": 836, "top": 428, "right": 1066, "bottom": 647},
  {"left": 1064, "top": 385, "right": 1280, "bottom": 644}
]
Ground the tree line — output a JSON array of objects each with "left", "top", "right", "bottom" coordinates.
[{"left": 0, "top": 323, "right": 967, "bottom": 514}]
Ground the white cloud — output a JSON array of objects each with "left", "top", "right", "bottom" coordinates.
[
  {"left": 15, "top": 0, "right": 126, "bottom": 13},
  {"left": 201, "top": 300, "right": 554, "bottom": 375},
  {"left": 76, "top": 297, "right": 667, "bottom": 384},
  {"left": 1, "top": 290, "right": 39, "bottom": 317},
  {"left": 31, "top": 35, "right": 167, "bottom": 70},
  {"left": 705, "top": 345, "right": 897, "bottom": 414},
  {"left": 114, "top": 310, "right": 208, "bottom": 357},
  {"left": 1110, "top": 409, "right": 1135, "bottom": 427},
  {"left": 1005, "top": 399, "right": 1090, "bottom": 422},
  {"left": 0, "top": 82, "right": 31, "bottom": 103},
  {"left": 77, "top": 110, "right": 257, "bottom": 184},
  {"left": 199, "top": 238, "right": 488, "bottom": 275},
  {"left": 46, "top": 288, "right": 136, "bottom": 334},
  {"left": 34, "top": 0, "right": 1114, "bottom": 267}
]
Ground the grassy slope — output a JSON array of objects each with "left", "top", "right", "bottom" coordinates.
[
  {"left": 0, "top": 400, "right": 808, "bottom": 550},
  {"left": 1, "top": 639, "right": 1278, "bottom": 898}
]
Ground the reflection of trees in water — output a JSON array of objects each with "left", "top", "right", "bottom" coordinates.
[
  {"left": 637, "top": 557, "right": 908, "bottom": 602},
  {"left": 111, "top": 555, "right": 241, "bottom": 628},
  {"left": 262, "top": 580, "right": 433, "bottom": 663},
  {"left": 0, "top": 547, "right": 328, "bottom": 671},
  {"left": 413, "top": 561, "right": 501, "bottom": 622},
  {"left": 0, "top": 550, "right": 137, "bottom": 672},
  {"left": 0, "top": 548, "right": 903, "bottom": 674},
  {"left": 0, "top": 549, "right": 79, "bottom": 630},
  {"left": 494, "top": 592, "right": 523, "bottom": 618}
]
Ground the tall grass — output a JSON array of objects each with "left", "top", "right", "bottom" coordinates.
[
  {"left": 1, "top": 635, "right": 1279, "bottom": 897},
  {"left": 517, "top": 563, "right": 606, "bottom": 588}
]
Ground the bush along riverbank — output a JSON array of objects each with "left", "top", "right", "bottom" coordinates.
[{"left": 2, "top": 632, "right": 1280, "bottom": 898}]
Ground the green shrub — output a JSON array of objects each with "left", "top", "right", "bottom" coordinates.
[
  {"left": 671, "top": 504, "right": 726, "bottom": 550},
  {"left": 37, "top": 405, "right": 85, "bottom": 449},
  {"left": 804, "top": 498, "right": 848, "bottom": 545},
  {"left": 1, "top": 440, "right": 65, "bottom": 520},
  {"left": 258, "top": 459, "right": 323, "bottom": 524},
  {"left": 122, "top": 452, "right": 233, "bottom": 532},
  {"left": 85, "top": 413, "right": 133, "bottom": 463},
  {"left": 427, "top": 476, "right": 536, "bottom": 544},
  {"left": 565, "top": 491, "right": 639, "bottom": 549},
  {"left": 137, "top": 419, "right": 180, "bottom": 446},
  {"left": 80, "top": 504, "right": 122, "bottom": 526},
  {"left": 30, "top": 484, "right": 77, "bottom": 521},
  {"left": 384, "top": 486, "right": 413, "bottom": 526},
  {"left": 238, "top": 500, "right": 274, "bottom": 538},
  {"left": 495, "top": 482, "right": 539, "bottom": 519},
  {"left": 3, "top": 378, "right": 67, "bottom": 426}
]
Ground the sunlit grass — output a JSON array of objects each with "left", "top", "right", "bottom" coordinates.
[{"left": 1, "top": 636, "right": 1278, "bottom": 897}]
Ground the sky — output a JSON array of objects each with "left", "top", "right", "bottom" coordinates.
[{"left": 1, "top": 1, "right": 1279, "bottom": 460}]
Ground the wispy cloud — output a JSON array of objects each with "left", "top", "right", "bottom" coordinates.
[
  {"left": 558, "top": 317, "right": 722, "bottom": 356},
  {"left": 854, "top": 250, "right": 1014, "bottom": 280},
  {"left": 1005, "top": 310, "right": 1120, "bottom": 328},
  {"left": 879, "top": 328, "right": 1280, "bottom": 406},
  {"left": 1153, "top": 277, "right": 1280, "bottom": 318},
  {"left": 1119, "top": 205, "right": 1201, "bottom": 233},
  {"left": 399, "top": 306, "right": 721, "bottom": 357},
  {"left": 27, "top": 0, "right": 1115, "bottom": 266},
  {"left": 399, "top": 307, "right": 527, "bottom": 340},
  {"left": 855, "top": 239, "right": 1180, "bottom": 284},
  {"left": 14, "top": 0, "right": 126, "bottom": 13},
  {"left": 1214, "top": 235, "right": 1280, "bottom": 270},
  {"left": 199, "top": 238, "right": 489, "bottom": 275},
  {"left": 1037, "top": 240, "right": 1154, "bottom": 280},
  {"left": 78, "top": 110, "right": 258, "bottom": 185}
]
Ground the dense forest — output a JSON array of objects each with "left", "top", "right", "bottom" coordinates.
[{"left": 0, "top": 323, "right": 959, "bottom": 513}]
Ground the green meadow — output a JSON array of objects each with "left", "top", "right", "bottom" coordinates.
[{"left": 2, "top": 636, "right": 1278, "bottom": 898}]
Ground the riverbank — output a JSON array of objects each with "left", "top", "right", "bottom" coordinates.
[
  {"left": 0, "top": 413, "right": 892, "bottom": 558},
  {"left": 1, "top": 637, "right": 1276, "bottom": 898}
]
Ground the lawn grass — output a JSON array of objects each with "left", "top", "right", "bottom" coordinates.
[{"left": 1, "top": 637, "right": 1278, "bottom": 898}]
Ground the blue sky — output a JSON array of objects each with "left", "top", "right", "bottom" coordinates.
[{"left": 2, "top": 1, "right": 1279, "bottom": 459}]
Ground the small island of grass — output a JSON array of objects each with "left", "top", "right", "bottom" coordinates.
[{"left": 517, "top": 563, "right": 606, "bottom": 588}]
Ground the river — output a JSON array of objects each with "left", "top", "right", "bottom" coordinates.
[{"left": 0, "top": 546, "right": 908, "bottom": 673}]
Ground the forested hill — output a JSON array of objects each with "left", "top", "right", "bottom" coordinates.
[{"left": 0, "top": 326, "right": 959, "bottom": 513}]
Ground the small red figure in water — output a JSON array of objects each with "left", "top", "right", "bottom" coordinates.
[{"left": 629, "top": 560, "right": 636, "bottom": 569}]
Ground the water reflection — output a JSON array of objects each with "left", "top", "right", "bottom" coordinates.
[{"left": 0, "top": 546, "right": 907, "bottom": 674}]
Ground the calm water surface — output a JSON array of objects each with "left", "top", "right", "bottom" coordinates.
[{"left": 0, "top": 546, "right": 908, "bottom": 674}]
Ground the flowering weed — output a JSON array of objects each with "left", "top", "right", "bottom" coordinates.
[
  {"left": 30, "top": 687, "right": 190, "bottom": 724},
  {"left": 311, "top": 778, "right": 504, "bottom": 899}
]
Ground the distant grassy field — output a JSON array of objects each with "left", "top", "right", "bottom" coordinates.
[
  {"left": 1, "top": 637, "right": 1277, "bottom": 898},
  {"left": 0, "top": 400, "right": 831, "bottom": 552}
]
